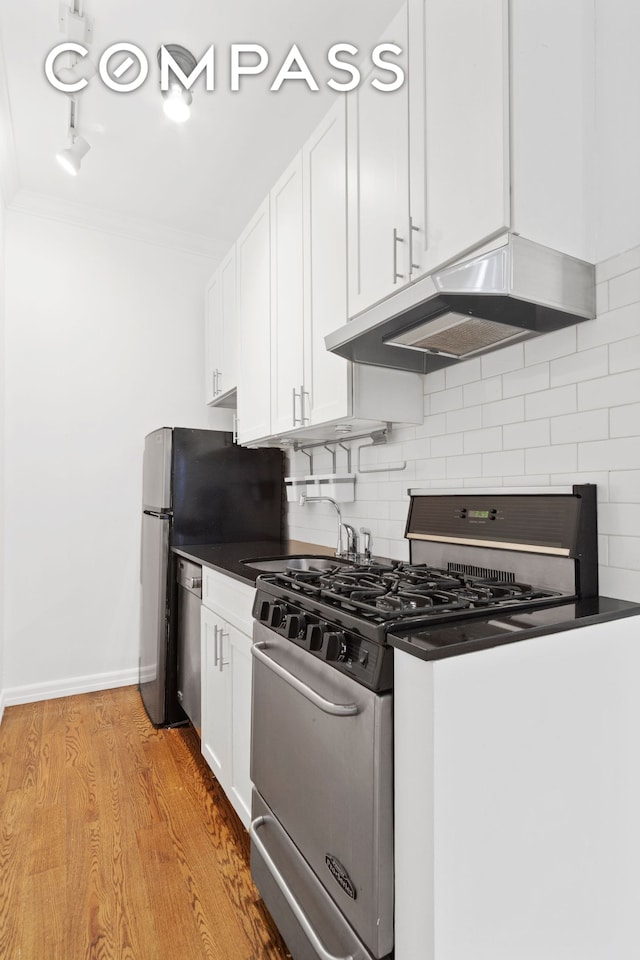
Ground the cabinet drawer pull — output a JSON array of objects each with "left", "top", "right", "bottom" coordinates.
[
  {"left": 213, "top": 624, "right": 219, "bottom": 667},
  {"left": 393, "top": 228, "right": 405, "bottom": 284},
  {"left": 292, "top": 387, "right": 302, "bottom": 427}
]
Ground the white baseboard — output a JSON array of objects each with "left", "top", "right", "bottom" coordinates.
[
  {"left": 0, "top": 688, "right": 6, "bottom": 726},
  {"left": 1, "top": 668, "right": 140, "bottom": 709}
]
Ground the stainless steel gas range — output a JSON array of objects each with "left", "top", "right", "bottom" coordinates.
[{"left": 248, "top": 485, "right": 639, "bottom": 960}]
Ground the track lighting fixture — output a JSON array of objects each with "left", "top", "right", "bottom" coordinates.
[
  {"left": 158, "top": 45, "right": 197, "bottom": 123},
  {"left": 55, "top": 98, "right": 90, "bottom": 176}
]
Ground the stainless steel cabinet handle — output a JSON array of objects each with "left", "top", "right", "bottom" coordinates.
[
  {"left": 218, "top": 630, "right": 229, "bottom": 671},
  {"left": 302, "top": 387, "right": 310, "bottom": 425},
  {"left": 251, "top": 815, "right": 356, "bottom": 960},
  {"left": 185, "top": 577, "right": 202, "bottom": 589},
  {"left": 212, "top": 371, "right": 217, "bottom": 397},
  {"left": 252, "top": 641, "right": 358, "bottom": 716},
  {"left": 393, "top": 227, "right": 405, "bottom": 284},
  {"left": 215, "top": 368, "right": 222, "bottom": 395},
  {"left": 409, "top": 216, "right": 420, "bottom": 274},
  {"left": 292, "top": 387, "right": 303, "bottom": 427},
  {"left": 213, "top": 624, "right": 219, "bottom": 668},
  {"left": 232, "top": 415, "right": 238, "bottom": 444}
]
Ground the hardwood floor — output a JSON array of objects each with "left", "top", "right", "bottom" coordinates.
[{"left": 0, "top": 686, "right": 291, "bottom": 960}]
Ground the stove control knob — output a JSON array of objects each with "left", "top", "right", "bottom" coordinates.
[
  {"left": 325, "top": 631, "right": 348, "bottom": 662},
  {"left": 305, "top": 623, "right": 325, "bottom": 651},
  {"left": 268, "top": 604, "right": 287, "bottom": 628},
  {"left": 256, "top": 600, "right": 271, "bottom": 622},
  {"left": 284, "top": 614, "right": 307, "bottom": 640}
]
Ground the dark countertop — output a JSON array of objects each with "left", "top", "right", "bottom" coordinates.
[
  {"left": 388, "top": 595, "right": 640, "bottom": 661},
  {"left": 172, "top": 539, "right": 336, "bottom": 586}
]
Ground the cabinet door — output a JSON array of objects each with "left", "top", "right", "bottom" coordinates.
[
  {"left": 408, "top": 0, "right": 510, "bottom": 277},
  {"left": 270, "top": 154, "right": 305, "bottom": 435},
  {"left": 236, "top": 198, "right": 271, "bottom": 443},
  {"left": 303, "top": 99, "right": 352, "bottom": 427},
  {"left": 204, "top": 270, "right": 221, "bottom": 405},
  {"left": 347, "top": 5, "right": 410, "bottom": 318},
  {"left": 218, "top": 247, "right": 237, "bottom": 399},
  {"left": 200, "top": 606, "right": 228, "bottom": 786},
  {"left": 227, "top": 625, "right": 253, "bottom": 829}
]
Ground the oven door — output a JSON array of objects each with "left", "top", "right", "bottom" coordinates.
[{"left": 250, "top": 621, "right": 393, "bottom": 960}]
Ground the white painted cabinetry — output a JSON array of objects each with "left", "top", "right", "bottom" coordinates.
[
  {"left": 347, "top": 0, "right": 594, "bottom": 323},
  {"left": 347, "top": 6, "right": 410, "bottom": 317},
  {"left": 205, "top": 248, "right": 238, "bottom": 407},
  {"left": 200, "top": 568, "right": 255, "bottom": 828},
  {"left": 236, "top": 198, "right": 271, "bottom": 445}
]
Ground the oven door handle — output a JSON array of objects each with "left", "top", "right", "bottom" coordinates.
[
  {"left": 251, "top": 815, "right": 356, "bottom": 960},
  {"left": 252, "top": 641, "right": 359, "bottom": 717}
]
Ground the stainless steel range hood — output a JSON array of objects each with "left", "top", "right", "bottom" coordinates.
[{"left": 325, "top": 236, "right": 595, "bottom": 374}]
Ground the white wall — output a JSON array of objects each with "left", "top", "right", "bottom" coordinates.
[
  {"left": 2, "top": 211, "right": 228, "bottom": 704},
  {"left": 287, "top": 243, "right": 640, "bottom": 603}
]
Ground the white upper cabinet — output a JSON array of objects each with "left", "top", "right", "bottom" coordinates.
[
  {"left": 408, "top": 0, "right": 510, "bottom": 278},
  {"left": 270, "top": 154, "right": 305, "bottom": 436},
  {"left": 205, "top": 247, "right": 238, "bottom": 408},
  {"left": 236, "top": 198, "right": 271, "bottom": 445},
  {"left": 347, "top": 6, "right": 410, "bottom": 318}
]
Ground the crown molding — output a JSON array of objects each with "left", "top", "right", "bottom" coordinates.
[
  {"left": 0, "top": 21, "right": 20, "bottom": 206},
  {"left": 7, "top": 187, "right": 229, "bottom": 262}
]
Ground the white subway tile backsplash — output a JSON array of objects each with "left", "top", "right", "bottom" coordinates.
[
  {"left": 595, "top": 281, "right": 609, "bottom": 316},
  {"left": 509, "top": 475, "right": 551, "bottom": 487},
  {"left": 609, "top": 335, "right": 640, "bottom": 374},
  {"left": 416, "top": 413, "right": 447, "bottom": 438},
  {"left": 463, "top": 376, "right": 502, "bottom": 408},
  {"left": 578, "top": 370, "right": 640, "bottom": 411},
  {"left": 414, "top": 457, "right": 447, "bottom": 480},
  {"left": 598, "top": 503, "right": 640, "bottom": 537},
  {"left": 431, "top": 433, "right": 464, "bottom": 458},
  {"left": 577, "top": 301, "right": 640, "bottom": 350},
  {"left": 526, "top": 444, "right": 577, "bottom": 475},
  {"left": 482, "top": 396, "right": 525, "bottom": 427},
  {"left": 503, "top": 362, "right": 550, "bottom": 398},
  {"left": 424, "top": 369, "right": 446, "bottom": 393},
  {"left": 430, "top": 386, "right": 464, "bottom": 414},
  {"left": 596, "top": 244, "right": 640, "bottom": 282},
  {"left": 609, "top": 471, "right": 640, "bottom": 503},
  {"left": 480, "top": 342, "right": 524, "bottom": 378},
  {"left": 525, "top": 385, "right": 577, "bottom": 420},
  {"left": 447, "top": 406, "right": 482, "bottom": 434},
  {"left": 608, "top": 537, "right": 640, "bottom": 571},
  {"left": 482, "top": 449, "right": 525, "bottom": 477},
  {"left": 524, "top": 326, "right": 577, "bottom": 366},
  {"left": 401, "top": 437, "right": 430, "bottom": 461},
  {"left": 445, "top": 358, "right": 481, "bottom": 388},
  {"left": 503, "top": 418, "right": 550, "bottom": 450},
  {"left": 610, "top": 403, "right": 640, "bottom": 438},
  {"left": 598, "top": 566, "right": 640, "bottom": 603},
  {"left": 550, "top": 409, "right": 609, "bottom": 444},
  {"left": 598, "top": 535, "right": 609, "bottom": 566},
  {"left": 580, "top": 438, "right": 640, "bottom": 472},
  {"left": 464, "top": 426, "right": 502, "bottom": 454},
  {"left": 446, "top": 454, "right": 483, "bottom": 478},
  {"left": 608, "top": 267, "right": 640, "bottom": 310},
  {"left": 549, "top": 346, "right": 609, "bottom": 386}
]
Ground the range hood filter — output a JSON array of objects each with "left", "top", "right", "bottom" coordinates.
[{"left": 385, "top": 312, "right": 537, "bottom": 359}]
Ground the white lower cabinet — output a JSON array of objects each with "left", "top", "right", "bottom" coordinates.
[{"left": 200, "top": 569, "right": 255, "bottom": 828}]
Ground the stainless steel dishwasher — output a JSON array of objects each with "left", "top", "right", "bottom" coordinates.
[{"left": 176, "top": 557, "right": 202, "bottom": 733}]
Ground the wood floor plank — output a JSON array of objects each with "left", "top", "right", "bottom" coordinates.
[{"left": 0, "top": 686, "right": 290, "bottom": 960}]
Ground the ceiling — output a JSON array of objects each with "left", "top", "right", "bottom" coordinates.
[{"left": 0, "top": 0, "right": 403, "bottom": 257}]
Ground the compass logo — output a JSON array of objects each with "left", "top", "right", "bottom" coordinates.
[{"left": 44, "top": 41, "right": 405, "bottom": 95}]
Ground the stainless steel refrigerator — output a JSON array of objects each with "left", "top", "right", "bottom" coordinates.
[{"left": 139, "top": 427, "right": 284, "bottom": 726}]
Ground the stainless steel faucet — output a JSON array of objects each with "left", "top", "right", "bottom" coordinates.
[
  {"left": 360, "top": 527, "right": 373, "bottom": 563},
  {"left": 299, "top": 495, "right": 345, "bottom": 558}
]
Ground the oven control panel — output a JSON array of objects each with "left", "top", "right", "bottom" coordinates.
[{"left": 253, "top": 594, "right": 393, "bottom": 692}]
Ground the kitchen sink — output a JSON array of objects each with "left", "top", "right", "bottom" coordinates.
[{"left": 240, "top": 555, "right": 349, "bottom": 573}]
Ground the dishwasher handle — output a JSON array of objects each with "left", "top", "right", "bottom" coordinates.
[
  {"left": 252, "top": 641, "right": 359, "bottom": 717},
  {"left": 251, "top": 815, "right": 355, "bottom": 960}
]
